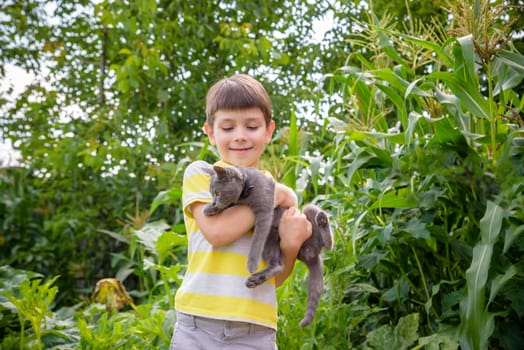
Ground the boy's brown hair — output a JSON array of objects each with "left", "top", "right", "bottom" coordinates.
[{"left": 205, "top": 74, "right": 272, "bottom": 126}]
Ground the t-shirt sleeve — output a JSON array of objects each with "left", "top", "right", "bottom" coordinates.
[{"left": 182, "top": 160, "right": 212, "bottom": 219}]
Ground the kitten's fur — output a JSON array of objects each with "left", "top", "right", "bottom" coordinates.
[
  {"left": 203, "top": 165, "right": 276, "bottom": 273},
  {"left": 203, "top": 165, "right": 333, "bottom": 327}
]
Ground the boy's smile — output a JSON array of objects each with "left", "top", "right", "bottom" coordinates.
[{"left": 204, "top": 107, "right": 275, "bottom": 168}]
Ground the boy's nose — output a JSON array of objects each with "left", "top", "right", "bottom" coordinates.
[{"left": 233, "top": 130, "right": 247, "bottom": 142}]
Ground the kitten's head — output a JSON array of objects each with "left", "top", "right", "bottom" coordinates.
[{"left": 204, "top": 165, "right": 245, "bottom": 209}]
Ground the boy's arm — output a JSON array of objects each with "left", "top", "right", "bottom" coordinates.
[
  {"left": 274, "top": 182, "right": 298, "bottom": 208},
  {"left": 190, "top": 181, "right": 294, "bottom": 247},
  {"left": 274, "top": 207, "right": 312, "bottom": 287},
  {"left": 191, "top": 202, "right": 256, "bottom": 247}
]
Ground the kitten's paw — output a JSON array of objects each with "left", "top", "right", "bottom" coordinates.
[
  {"left": 316, "top": 211, "right": 328, "bottom": 227},
  {"left": 247, "top": 258, "right": 259, "bottom": 274},
  {"left": 245, "top": 274, "right": 268, "bottom": 288},
  {"left": 203, "top": 204, "right": 219, "bottom": 216}
]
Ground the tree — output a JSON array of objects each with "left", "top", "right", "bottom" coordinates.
[{"left": 0, "top": 0, "right": 329, "bottom": 303}]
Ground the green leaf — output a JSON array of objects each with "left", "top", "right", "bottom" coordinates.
[
  {"left": 455, "top": 35, "right": 477, "bottom": 87},
  {"left": 150, "top": 187, "right": 182, "bottom": 215},
  {"left": 156, "top": 231, "right": 187, "bottom": 262},
  {"left": 460, "top": 241, "right": 495, "bottom": 350},
  {"left": 371, "top": 22, "right": 406, "bottom": 66},
  {"left": 405, "top": 112, "right": 423, "bottom": 146},
  {"left": 284, "top": 108, "right": 299, "bottom": 189},
  {"left": 497, "top": 50, "right": 524, "bottom": 74},
  {"left": 376, "top": 83, "right": 408, "bottom": 128},
  {"left": 345, "top": 147, "right": 374, "bottom": 186},
  {"left": 373, "top": 69, "right": 409, "bottom": 93},
  {"left": 370, "top": 187, "right": 418, "bottom": 209},
  {"left": 430, "top": 72, "right": 490, "bottom": 119},
  {"left": 465, "top": 243, "right": 492, "bottom": 312},
  {"left": 367, "top": 313, "right": 419, "bottom": 350},
  {"left": 503, "top": 224, "right": 524, "bottom": 254},
  {"left": 488, "top": 265, "right": 517, "bottom": 305},
  {"left": 403, "top": 220, "right": 430, "bottom": 239},
  {"left": 432, "top": 117, "right": 466, "bottom": 146},
  {"left": 134, "top": 220, "right": 171, "bottom": 253},
  {"left": 367, "top": 324, "right": 395, "bottom": 349},
  {"left": 401, "top": 35, "right": 454, "bottom": 67},
  {"left": 479, "top": 201, "right": 504, "bottom": 244},
  {"left": 395, "top": 313, "right": 419, "bottom": 349},
  {"left": 418, "top": 333, "right": 459, "bottom": 350}
]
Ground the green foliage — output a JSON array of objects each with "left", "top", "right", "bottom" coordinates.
[
  {"left": 367, "top": 313, "right": 419, "bottom": 350},
  {"left": 0, "top": 0, "right": 328, "bottom": 307},
  {"left": 1, "top": 0, "right": 523, "bottom": 349},
  {"left": 273, "top": 2, "right": 523, "bottom": 349},
  {"left": 78, "top": 303, "right": 175, "bottom": 350},
  {"left": 0, "top": 266, "right": 78, "bottom": 350},
  {"left": 4, "top": 275, "right": 59, "bottom": 349}
]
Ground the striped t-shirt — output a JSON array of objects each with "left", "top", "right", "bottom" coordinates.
[{"left": 174, "top": 160, "right": 278, "bottom": 329}]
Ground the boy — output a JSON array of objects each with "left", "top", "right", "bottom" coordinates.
[{"left": 170, "top": 74, "right": 312, "bottom": 349}]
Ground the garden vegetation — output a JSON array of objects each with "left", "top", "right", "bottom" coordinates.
[{"left": 1, "top": 0, "right": 523, "bottom": 349}]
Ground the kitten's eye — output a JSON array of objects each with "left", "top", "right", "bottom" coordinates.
[{"left": 214, "top": 191, "right": 221, "bottom": 196}]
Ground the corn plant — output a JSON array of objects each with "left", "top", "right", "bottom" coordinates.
[{"left": 275, "top": 1, "right": 524, "bottom": 349}]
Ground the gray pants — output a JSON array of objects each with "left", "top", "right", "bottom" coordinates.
[{"left": 170, "top": 312, "right": 278, "bottom": 350}]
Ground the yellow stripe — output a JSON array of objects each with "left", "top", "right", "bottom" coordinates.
[
  {"left": 183, "top": 172, "right": 210, "bottom": 193},
  {"left": 185, "top": 217, "right": 199, "bottom": 236},
  {"left": 188, "top": 251, "right": 274, "bottom": 281},
  {"left": 175, "top": 291, "right": 277, "bottom": 328},
  {"left": 189, "top": 251, "right": 249, "bottom": 276},
  {"left": 183, "top": 172, "right": 211, "bottom": 217}
]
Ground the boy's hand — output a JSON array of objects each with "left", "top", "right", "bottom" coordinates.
[
  {"left": 279, "top": 207, "right": 312, "bottom": 251},
  {"left": 274, "top": 183, "right": 298, "bottom": 208},
  {"left": 274, "top": 206, "right": 312, "bottom": 286}
]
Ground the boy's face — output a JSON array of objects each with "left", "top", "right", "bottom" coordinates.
[{"left": 204, "top": 107, "right": 275, "bottom": 168}]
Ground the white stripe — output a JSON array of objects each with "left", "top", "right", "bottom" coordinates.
[
  {"left": 183, "top": 190, "right": 212, "bottom": 208},
  {"left": 184, "top": 160, "right": 212, "bottom": 179},
  {"left": 179, "top": 272, "right": 276, "bottom": 305},
  {"left": 188, "top": 230, "right": 252, "bottom": 254}
]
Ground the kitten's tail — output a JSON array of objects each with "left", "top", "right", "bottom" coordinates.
[{"left": 299, "top": 257, "right": 323, "bottom": 328}]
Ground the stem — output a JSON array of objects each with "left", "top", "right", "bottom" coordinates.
[
  {"left": 410, "top": 245, "right": 439, "bottom": 327},
  {"left": 19, "top": 314, "right": 24, "bottom": 350},
  {"left": 486, "top": 61, "right": 497, "bottom": 164},
  {"left": 411, "top": 246, "right": 430, "bottom": 301}
]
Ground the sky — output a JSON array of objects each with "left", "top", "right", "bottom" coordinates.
[{"left": 0, "top": 64, "right": 34, "bottom": 167}]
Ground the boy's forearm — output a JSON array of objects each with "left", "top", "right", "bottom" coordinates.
[
  {"left": 275, "top": 242, "right": 300, "bottom": 287},
  {"left": 192, "top": 202, "right": 256, "bottom": 246},
  {"left": 274, "top": 183, "right": 298, "bottom": 208}
]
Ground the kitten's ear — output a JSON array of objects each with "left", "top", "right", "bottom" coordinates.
[{"left": 213, "top": 165, "right": 227, "bottom": 177}]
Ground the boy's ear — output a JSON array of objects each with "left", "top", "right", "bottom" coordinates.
[
  {"left": 265, "top": 120, "right": 275, "bottom": 144},
  {"left": 203, "top": 122, "right": 216, "bottom": 145}
]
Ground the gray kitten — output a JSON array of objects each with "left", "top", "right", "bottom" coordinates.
[{"left": 203, "top": 165, "right": 333, "bottom": 327}]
